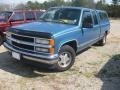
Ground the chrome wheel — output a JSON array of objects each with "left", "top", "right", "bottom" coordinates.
[{"left": 58, "top": 52, "right": 72, "bottom": 68}]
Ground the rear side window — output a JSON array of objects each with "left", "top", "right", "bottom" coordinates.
[
  {"left": 25, "top": 12, "right": 35, "bottom": 20},
  {"left": 92, "top": 11, "right": 98, "bottom": 25},
  {"left": 11, "top": 12, "right": 24, "bottom": 21},
  {"left": 99, "top": 12, "right": 108, "bottom": 22}
]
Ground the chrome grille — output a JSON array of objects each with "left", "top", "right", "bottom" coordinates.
[
  {"left": 12, "top": 41, "right": 34, "bottom": 51},
  {"left": 6, "top": 32, "right": 52, "bottom": 53},
  {"left": 8, "top": 33, "right": 35, "bottom": 52},
  {"left": 11, "top": 34, "right": 34, "bottom": 43}
]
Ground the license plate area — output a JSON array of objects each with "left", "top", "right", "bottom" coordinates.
[{"left": 12, "top": 52, "right": 21, "bottom": 60}]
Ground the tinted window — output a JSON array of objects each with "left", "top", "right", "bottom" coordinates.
[
  {"left": 92, "top": 11, "right": 98, "bottom": 25},
  {"left": 82, "top": 11, "right": 93, "bottom": 28},
  {"left": 36, "top": 11, "right": 44, "bottom": 19},
  {"left": 25, "top": 12, "right": 35, "bottom": 20},
  {"left": 11, "top": 12, "right": 24, "bottom": 21},
  {"left": 99, "top": 12, "right": 108, "bottom": 22}
]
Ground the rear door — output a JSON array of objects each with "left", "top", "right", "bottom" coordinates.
[
  {"left": 91, "top": 10, "right": 101, "bottom": 38},
  {"left": 9, "top": 12, "right": 25, "bottom": 26}
]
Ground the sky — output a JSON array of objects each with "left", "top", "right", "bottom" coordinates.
[{"left": 0, "top": 0, "right": 112, "bottom": 5}]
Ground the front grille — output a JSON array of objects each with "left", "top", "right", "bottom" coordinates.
[
  {"left": 12, "top": 41, "right": 34, "bottom": 51},
  {"left": 6, "top": 30, "right": 52, "bottom": 54},
  {"left": 11, "top": 34, "right": 34, "bottom": 43},
  {"left": 8, "top": 32, "right": 35, "bottom": 52},
  {"left": 6, "top": 27, "right": 52, "bottom": 54}
]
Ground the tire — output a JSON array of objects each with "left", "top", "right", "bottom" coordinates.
[
  {"left": 0, "top": 35, "right": 3, "bottom": 46},
  {"left": 97, "top": 34, "right": 107, "bottom": 46},
  {"left": 53, "top": 45, "right": 76, "bottom": 72}
]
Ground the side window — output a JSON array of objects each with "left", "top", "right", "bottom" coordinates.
[
  {"left": 103, "top": 13, "right": 108, "bottom": 21},
  {"left": 82, "top": 11, "right": 93, "bottom": 28},
  {"left": 100, "top": 13, "right": 103, "bottom": 20},
  {"left": 99, "top": 12, "right": 108, "bottom": 22},
  {"left": 25, "top": 12, "right": 35, "bottom": 20},
  {"left": 10, "top": 12, "right": 24, "bottom": 21},
  {"left": 92, "top": 11, "right": 98, "bottom": 25}
]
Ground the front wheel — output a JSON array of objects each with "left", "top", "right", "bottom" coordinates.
[{"left": 53, "top": 45, "right": 76, "bottom": 72}]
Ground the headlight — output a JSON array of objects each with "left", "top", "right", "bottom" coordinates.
[
  {"left": 35, "top": 38, "right": 54, "bottom": 46},
  {"left": 35, "top": 38, "right": 49, "bottom": 44},
  {"left": 6, "top": 32, "right": 12, "bottom": 44},
  {"left": 35, "top": 38, "right": 55, "bottom": 53}
]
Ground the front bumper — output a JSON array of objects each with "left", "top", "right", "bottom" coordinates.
[{"left": 4, "top": 42, "right": 58, "bottom": 64}]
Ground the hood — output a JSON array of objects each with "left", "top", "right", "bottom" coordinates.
[{"left": 13, "top": 21, "right": 77, "bottom": 35}]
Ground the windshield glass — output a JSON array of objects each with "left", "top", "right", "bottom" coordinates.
[
  {"left": 0, "top": 11, "right": 12, "bottom": 22},
  {"left": 40, "top": 8, "right": 81, "bottom": 25}
]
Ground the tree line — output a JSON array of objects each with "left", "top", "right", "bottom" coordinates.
[
  {"left": 96, "top": 0, "right": 120, "bottom": 18},
  {"left": 15, "top": 0, "right": 96, "bottom": 10},
  {"left": 0, "top": 0, "right": 120, "bottom": 18}
]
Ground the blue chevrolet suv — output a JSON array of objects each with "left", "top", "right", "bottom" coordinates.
[{"left": 4, "top": 7, "right": 110, "bottom": 71}]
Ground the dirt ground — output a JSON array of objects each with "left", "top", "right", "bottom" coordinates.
[{"left": 0, "top": 20, "right": 120, "bottom": 90}]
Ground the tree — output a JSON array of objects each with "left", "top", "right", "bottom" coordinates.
[
  {"left": 112, "top": 0, "right": 118, "bottom": 5},
  {"left": 96, "top": 1, "right": 103, "bottom": 9},
  {"left": 71, "top": 0, "right": 95, "bottom": 8},
  {"left": 0, "top": 4, "right": 11, "bottom": 11},
  {"left": 14, "top": 3, "right": 26, "bottom": 10}
]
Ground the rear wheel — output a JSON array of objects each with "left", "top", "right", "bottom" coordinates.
[
  {"left": 53, "top": 45, "right": 76, "bottom": 72},
  {"left": 0, "top": 35, "right": 3, "bottom": 46},
  {"left": 97, "top": 34, "right": 107, "bottom": 46}
]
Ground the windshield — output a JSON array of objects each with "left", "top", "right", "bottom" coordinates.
[
  {"left": 0, "top": 11, "right": 12, "bottom": 22},
  {"left": 40, "top": 8, "right": 81, "bottom": 25}
]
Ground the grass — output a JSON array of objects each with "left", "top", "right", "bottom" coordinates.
[{"left": 81, "top": 71, "right": 98, "bottom": 78}]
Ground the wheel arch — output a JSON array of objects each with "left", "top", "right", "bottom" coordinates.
[{"left": 58, "top": 40, "right": 78, "bottom": 53}]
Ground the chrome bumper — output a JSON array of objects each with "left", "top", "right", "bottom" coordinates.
[{"left": 4, "top": 42, "right": 58, "bottom": 64}]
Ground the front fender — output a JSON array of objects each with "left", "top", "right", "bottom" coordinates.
[{"left": 53, "top": 27, "right": 82, "bottom": 54}]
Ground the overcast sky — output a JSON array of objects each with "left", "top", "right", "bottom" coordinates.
[{"left": 0, "top": 0, "right": 112, "bottom": 5}]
